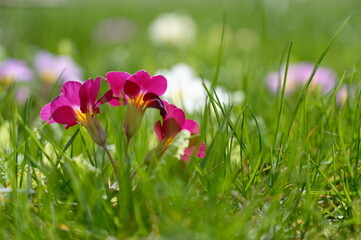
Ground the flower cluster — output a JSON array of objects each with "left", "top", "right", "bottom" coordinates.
[
  {"left": 0, "top": 50, "right": 83, "bottom": 103},
  {"left": 148, "top": 13, "right": 196, "bottom": 47},
  {"left": 105, "top": 70, "right": 167, "bottom": 141},
  {"left": 0, "top": 50, "right": 82, "bottom": 86},
  {"left": 157, "top": 63, "right": 244, "bottom": 113},
  {"left": 154, "top": 101, "right": 206, "bottom": 162},
  {"left": 41, "top": 70, "right": 206, "bottom": 163},
  {"left": 0, "top": 59, "right": 33, "bottom": 84},
  {"left": 35, "top": 51, "right": 83, "bottom": 83},
  {"left": 40, "top": 78, "right": 112, "bottom": 146},
  {"left": 266, "top": 62, "right": 336, "bottom": 95}
]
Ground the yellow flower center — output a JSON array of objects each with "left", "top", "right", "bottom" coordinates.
[
  {"left": 73, "top": 107, "right": 106, "bottom": 146},
  {"left": 41, "top": 71, "right": 56, "bottom": 84},
  {"left": 163, "top": 136, "right": 175, "bottom": 147},
  {"left": 74, "top": 108, "right": 88, "bottom": 125},
  {"left": 128, "top": 93, "right": 146, "bottom": 112},
  {"left": 2, "top": 74, "right": 14, "bottom": 86}
]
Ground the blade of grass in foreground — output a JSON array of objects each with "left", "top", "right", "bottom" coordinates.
[
  {"left": 185, "top": 107, "right": 232, "bottom": 196},
  {"left": 286, "top": 14, "right": 352, "bottom": 140},
  {"left": 61, "top": 128, "right": 80, "bottom": 156},
  {"left": 211, "top": 12, "right": 227, "bottom": 87},
  {"left": 24, "top": 97, "right": 32, "bottom": 199},
  {"left": 273, "top": 41, "right": 293, "bottom": 147},
  {"left": 16, "top": 113, "right": 53, "bottom": 164},
  {"left": 309, "top": 158, "right": 351, "bottom": 204},
  {"left": 245, "top": 105, "right": 263, "bottom": 152}
]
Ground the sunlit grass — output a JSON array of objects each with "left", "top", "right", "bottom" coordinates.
[{"left": 1, "top": 1, "right": 361, "bottom": 239}]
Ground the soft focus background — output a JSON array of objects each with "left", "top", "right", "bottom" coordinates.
[
  {"left": 1, "top": 0, "right": 360, "bottom": 82},
  {"left": 1, "top": 0, "right": 361, "bottom": 239}
]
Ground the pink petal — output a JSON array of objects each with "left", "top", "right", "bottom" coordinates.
[
  {"left": 154, "top": 120, "right": 164, "bottom": 140},
  {"left": 79, "top": 77, "right": 100, "bottom": 113},
  {"left": 181, "top": 154, "right": 190, "bottom": 162},
  {"left": 198, "top": 142, "right": 206, "bottom": 157},
  {"left": 124, "top": 80, "right": 140, "bottom": 98},
  {"left": 107, "top": 93, "right": 128, "bottom": 107},
  {"left": 65, "top": 122, "right": 79, "bottom": 129},
  {"left": 143, "top": 92, "right": 160, "bottom": 102},
  {"left": 182, "top": 147, "right": 195, "bottom": 161},
  {"left": 50, "top": 95, "right": 72, "bottom": 112},
  {"left": 143, "top": 75, "right": 167, "bottom": 96},
  {"left": 164, "top": 102, "right": 178, "bottom": 113},
  {"left": 181, "top": 142, "right": 206, "bottom": 162},
  {"left": 161, "top": 99, "right": 170, "bottom": 106},
  {"left": 52, "top": 106, "right": 78, "bottom": 126},
  {"left": 40, "top": 103, "right": 56, "bottom": 123},
  {"left": 105, "top": 71, "right": 131, "bottom": 98},
  {"left": 127, "top": 70, "right": 150, "bottom": 89},
  {"left": 143, "top": 92, "right": 167, "bottom": 117},
  {"left": 60, "top": 81, "right": 82, "bottom": 107},
  {"left": 183, "top": 119, "right": 200, "bottom": 134},
  {"left": 95, "top": 89, "right": 114, "bottom": 108},
  {"left": 181, "top": 154, "right": 191, "bottom": 163},
  {"left": 164, "top": 104, "right": 186, "bottom": 126},
  {"left": 162, "top": 118, "right": 182, "bottom": 138},
  {"left": 108, "top": 98, "right": 121, "bottom": 106}
]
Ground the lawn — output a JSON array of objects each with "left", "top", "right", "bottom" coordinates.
[{"left": 0, "top": 0, "right": 361, "bottom": 239}]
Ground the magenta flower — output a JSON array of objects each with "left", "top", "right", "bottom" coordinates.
[
  {"left": 154, "top": 101, "right": 206, "bottom": 162},
  {"left": 266, "top": 62, "right": 336, "bottom": 94},
  {"left": 35, "top": 51, "right": 83, "bottom": 83},
  {"left": 105, "top": 70, "right": 167, "bottom": 140},
  {"left": 0, "top": 59, "right": 33, "bottom": 84},
  {"left": 40, "top": 77, "right": 113, "bottom": 146}
]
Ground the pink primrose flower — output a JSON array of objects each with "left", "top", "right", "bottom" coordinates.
[
  {"left": 105, "top": 70, "right": 167, "bottom": 140},
  {"left": 154, "top": 101, "right": 206, "bottom": 162},
  {"left": 0, "top": 59, "right": 33, "bottom": 83},
  {"left": 35, "top": 51, "right": 83, "bottom": 83},
  {"left": 40, "top": 77, "right": 113, "bottom": 146},
  {"left": 266, "top": 62, "right": 336, "bottom": 95}
]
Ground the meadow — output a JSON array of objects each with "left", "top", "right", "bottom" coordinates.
[{"left": 1, "top": 0, "right": 361, "bottom": 239}]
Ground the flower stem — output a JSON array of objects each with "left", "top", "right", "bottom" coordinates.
[
  {"left": 102, "top": 145, "right": 120, "bottom": 185},
  {"left": 125, "top": 137, "right": 131, "bottom": 165},
  {"left": 130, "top": 147, "right": 160, "bottom": 180}
]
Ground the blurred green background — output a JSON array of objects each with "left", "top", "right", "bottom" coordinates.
[
  {"left": 1, "top": 1, "right": 361, "bottom": 239},
  {"left": 1, "top": 0, "right": 360, "bottom": 89}
]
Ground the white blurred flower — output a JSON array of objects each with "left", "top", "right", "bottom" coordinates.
[
  {"left": 156, "top": 63, "right": 245, "bottom": 113},
  {"left": 148, "top": 13, "right": 196, "bottom": 47},
  {"left": 163, "top": 129, "right": 191, "bottom": 161}
]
